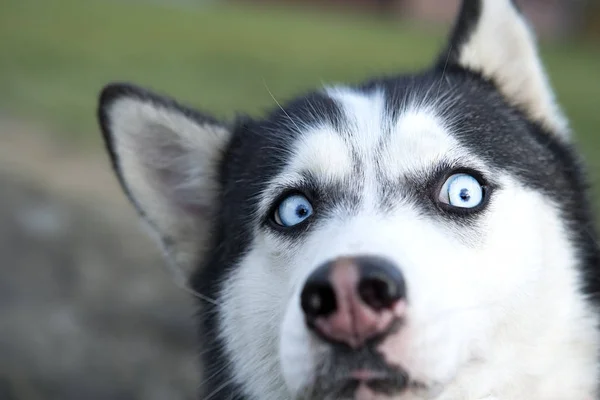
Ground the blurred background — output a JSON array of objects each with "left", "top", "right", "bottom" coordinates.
[{"left": 0, "top": 0, "right": 598, "bottom": 399}]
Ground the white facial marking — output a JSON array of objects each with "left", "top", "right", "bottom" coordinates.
[
  {"left": 256, "top": 126, "right": 353, "bottom": 218},
  {"left": 381, "top": 109, "right": 468, "bottom": 180},
  {"left": 286, "top": 126, "right": 354, "bottom": 183}
]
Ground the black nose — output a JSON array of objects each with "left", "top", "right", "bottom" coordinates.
[{"left": 300, "top": 255, "right": 406, "bottom": 319}]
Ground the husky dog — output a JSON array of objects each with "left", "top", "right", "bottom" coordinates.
[{"left": 97, "top": 0, "right": 600, "bottom": 398}]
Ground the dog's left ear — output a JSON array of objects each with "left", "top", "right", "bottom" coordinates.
[{"left": 440, "top": 0, "right": 569, "bottom": 138}]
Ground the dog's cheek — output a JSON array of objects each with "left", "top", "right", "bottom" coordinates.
[
  {"left": 377, "top": 310, "right": 470, "bottom": 388},
  {"left": 471, "top": 184, "right": 548, "bottom": 304},
  {"left": 218, "top": 245, "right": 293, "bottom": 398},
  {"left": 279, "top": 294, "right": 318, "bottom": 396},
  {"left": 262, "top": 231, "right": 318, "bottom": 291}
]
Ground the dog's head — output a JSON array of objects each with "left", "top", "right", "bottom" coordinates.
[{"left": 98, "top": 1, "right": 599, "bottom": 399}]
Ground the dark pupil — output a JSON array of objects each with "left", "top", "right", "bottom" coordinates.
[
  {"left": 296, "top": 205, "right": 308, "bottom": 218},
  {"left": 459, "top": 188, "right": 471, "bottom": 202}
]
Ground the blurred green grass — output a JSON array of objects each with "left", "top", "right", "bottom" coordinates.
[
  {"left": 1, "top": 0, "right": 599, "bottom": 172},
  {"left": 0, "top": 0, "right": 442, "bottom": 138}
]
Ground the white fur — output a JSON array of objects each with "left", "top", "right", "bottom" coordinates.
[
  {"left": 257, "top": 126, "right": 354, "bottom": 218},
  {"left": 289, "top": 128, "right": 354, "bottom": 183},
  {"left": 105, "top": 97, "right": 231, "bottom": 276},
  {"left": 456, "top": 0, "right": 569, "bottom": 137},
  {"left": 217, "top": 88, "right": 598, "bottom": 399},
  {"left": 381, "top": 109, "right": 487, "bottom": 181}
]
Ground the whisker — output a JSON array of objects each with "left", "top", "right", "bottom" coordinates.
[
  {"left": 203, "top": 377, "right": 237, "bottom": 400},
  {"left": 263, "top": 78, "right": 303, "bottom": 134},
  {"left": 198, "top": 361, "right": 234, "bottom": 391},
  {"left": 164, "top": 259, "right": 221, "bottom": 306},
  {"left": 196, "top": 340, "right": 226, "bottom": 359},
  {"left": 435, "top": 43, "right": 453, "bottom": 102},
  {"left": 185, "top": 287, "right": 220, "bottom": 306}
]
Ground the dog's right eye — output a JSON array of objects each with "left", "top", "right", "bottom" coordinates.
[{"left": 273, "top": 194, "right": 314, "bottom": 227}]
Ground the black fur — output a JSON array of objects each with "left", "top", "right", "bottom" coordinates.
[{"left": 438, "top": 0, "right": 482, "bottom": 66}]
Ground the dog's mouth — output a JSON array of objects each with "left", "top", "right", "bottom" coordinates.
[
  {"left": 350, "top": 370, "right": 411, "bottom": 395},
  {"left": 297, "top": 345, "right": 420, "bottom": 399},
  {"left": 300, "top": 369, "right": 413, "bottom": 399}
]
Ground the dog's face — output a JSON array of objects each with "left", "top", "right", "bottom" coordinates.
[
  {"left": 98, "top": 1, "right": 600, "bottom": 399},
  {"left": 216, "top": 82, "right": 578, "bottom": 399}
]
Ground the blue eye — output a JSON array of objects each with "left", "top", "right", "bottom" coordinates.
[
  {"left": 439, "top": 173, "right": 484, "bottom": 209},
  {"left": 273, "top": 194, "right": 314, "bottom": 227}
]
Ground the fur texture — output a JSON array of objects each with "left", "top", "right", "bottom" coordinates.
[{"left": 97, "top": 1, "right": 600, "bottom": 399}]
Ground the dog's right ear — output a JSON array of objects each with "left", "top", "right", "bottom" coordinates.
[{"left": 98, "top": 83, "right": 232, "bottom": 279}]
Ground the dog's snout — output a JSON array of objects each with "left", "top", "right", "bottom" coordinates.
[{"left": 301, "top": 255, "right": 406, "bottom": 348}]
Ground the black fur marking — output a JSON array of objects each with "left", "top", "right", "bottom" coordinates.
[
  {"left": 438, "top": 0, "right": 521, "bottom": 68},
  {"left": 438, "top": 0, "right": 482, "bottom": 67},
  {"left": 98, "top": 83, "right": 151, "bottom": 221}
]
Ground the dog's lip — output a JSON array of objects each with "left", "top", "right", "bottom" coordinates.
[
  {"left": 346, "top": 369, "right": 409, "bottom": 394},
  {"left": 301, "top": 368, "right": 412, "bottom": 400},
  {"left": 349, "top": 369, "right": 390, "bottom": 381}
]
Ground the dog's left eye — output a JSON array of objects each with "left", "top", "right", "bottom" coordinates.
[
  {"left": 273, "top": 194, "right": 314, "bottom": 227},
  {"left": 439, "top": 173, "right": 484, "bottom": 209}
]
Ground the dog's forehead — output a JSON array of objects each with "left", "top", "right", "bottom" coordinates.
[
  {"left": 267, "top": 83, "right": 473, "bottom": 188},
  {"left": 223, "top": 70, "right": 563, "bottom": 219},
  {"left": 325, "top": 86, "right": 465, "bottom": 177}
]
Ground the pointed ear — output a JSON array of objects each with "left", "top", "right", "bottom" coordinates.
[
  {"left": 440, "top": 0, "right": 569, "bottom": 138},
  {"left": 98, "top": 83, "right": 232, "bottom": 279}
]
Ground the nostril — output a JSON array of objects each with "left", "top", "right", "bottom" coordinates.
[
  {"left": 357, "top": 256, "right": 405, "bottom": 311},
  {"left": 358, "top": 275, "right": 400, "bottom": 310},
  {"left": 301, "top": 283, "right": 337, "bottom": 319}
]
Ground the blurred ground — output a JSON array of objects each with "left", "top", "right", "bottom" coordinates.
[
  {"left": 0, "top": 121, "right": 199, "bottom": 400},
  {"left": 0, "top": 0, "right": 598, "bottom": 399}
]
